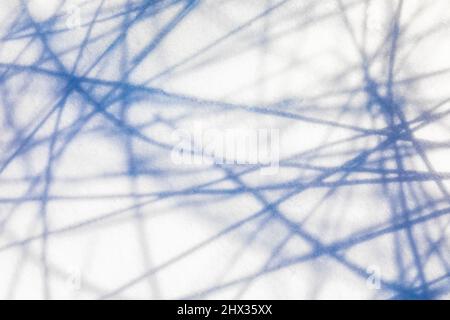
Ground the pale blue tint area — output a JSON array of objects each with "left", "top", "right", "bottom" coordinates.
[{"left": 0, "top": 0, "right": 449, "bottom": 299}]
